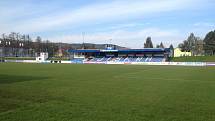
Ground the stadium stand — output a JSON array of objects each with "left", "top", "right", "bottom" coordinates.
[
  {"left": 82, "top": 57, "right": 165, "bottom": 63},
  {"left": 69, "top": 46, "right": 170, "bottom": 64}
]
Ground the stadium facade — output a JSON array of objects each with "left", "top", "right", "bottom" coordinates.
[{"left": 68, "top": 45, "right": 171, "bottom": 64}]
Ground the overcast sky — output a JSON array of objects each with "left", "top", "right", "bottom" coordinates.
[{"left": 0, "top": 0, "right": 215, "bottom": 48}]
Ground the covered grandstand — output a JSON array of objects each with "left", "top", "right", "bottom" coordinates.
[{"left": 68, "top": 47, "right": 171, "bottom": 64}]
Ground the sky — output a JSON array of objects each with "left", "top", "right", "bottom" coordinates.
[{"left": 0, "top": 0, "right": 215, "bottom": 48}]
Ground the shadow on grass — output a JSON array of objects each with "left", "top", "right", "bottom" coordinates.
[{"left": 0, "top": 74, "right": 49, "bottom": 84}]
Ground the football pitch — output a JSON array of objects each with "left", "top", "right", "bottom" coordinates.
[{"left": 0, "top": 63, "right": 215, "bottom": 121}]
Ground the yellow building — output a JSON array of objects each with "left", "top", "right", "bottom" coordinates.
[{"left": 174, "top": 48, "right": 192, "bottom": 57}]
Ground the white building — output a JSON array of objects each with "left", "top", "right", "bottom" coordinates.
[
  {"left": 36, "top": 52, "right": 48, "bottom": 62},
  {"left": 174, "top": 48, "right": 192, "bottom": 57}
]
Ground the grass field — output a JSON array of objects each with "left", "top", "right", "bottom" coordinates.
[
  {"left": 172, "top": 56, "right": 215, "bottom": 62},
  {"left": 0, "top": 63, "right": 215, "bottom": 121}
]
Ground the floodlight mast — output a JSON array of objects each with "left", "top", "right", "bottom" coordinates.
[{"left": 82, "top": 32, "right": 85, "bottom": 44}]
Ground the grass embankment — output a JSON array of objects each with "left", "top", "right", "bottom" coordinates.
[
  {"left": 4, "top": 57, "right": 70, "bottom": 61},
  {"left": 172, "top": 56, "right": 215, "bottom": 62},
  {"left": 4, "top": 57, "right": 35, "bottom": 60}
]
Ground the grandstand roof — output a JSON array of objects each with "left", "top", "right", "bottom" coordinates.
[
  {"left": 70, "top": 49, "right": 100, "bottom": 53},
  {"left": 69, "top": 48, "right": 170, "bottom": 53}
]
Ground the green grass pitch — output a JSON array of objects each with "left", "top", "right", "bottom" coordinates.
[{"left": 0, "top": 63, "right": 215, "bottom": 121}]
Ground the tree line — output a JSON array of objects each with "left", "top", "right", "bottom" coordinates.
[
  {"left": 144, "top": 37, "right": 168, "bottom": 48},
  {"left": 143, "top": 30, "right": 215, "bottom": 56},
  {"left": 0, "top": 32, "right": 61, "bottom": 57}
]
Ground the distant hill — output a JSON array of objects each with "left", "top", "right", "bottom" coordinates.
[{"left": 55, "top": 43, "right": 128, "bottom": 50}]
